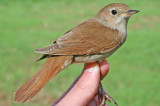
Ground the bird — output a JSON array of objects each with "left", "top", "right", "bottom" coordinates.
[{"left": 14, "top": 3, "right": 139, "bottom": 105}]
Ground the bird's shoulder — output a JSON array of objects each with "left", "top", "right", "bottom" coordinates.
[{"left": 56, "top": 18, "right": 118, "bottom": 44}]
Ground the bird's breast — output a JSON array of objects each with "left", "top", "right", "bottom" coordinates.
[{"left": 74, "top": 49, "right": 117, "bottom": 63}]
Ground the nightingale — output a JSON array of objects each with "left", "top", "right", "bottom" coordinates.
[{"left": 14, "top": 3, "right": 139, "bottom": 105}]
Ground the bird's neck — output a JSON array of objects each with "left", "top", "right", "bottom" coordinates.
[
  {"left": 94, "top": 16, "right": 128, "bottom": 35},
  {"left": 115, "top": 18, "right": 129, "bottom": 35}
]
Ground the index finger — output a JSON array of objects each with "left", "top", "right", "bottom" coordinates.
[{"left": 99, "top": 59, "right": 109, "bottom": 80}]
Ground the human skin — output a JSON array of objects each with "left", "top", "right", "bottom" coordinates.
[{"left": 52, "top": 59, "right": 109, "bottom": 106}]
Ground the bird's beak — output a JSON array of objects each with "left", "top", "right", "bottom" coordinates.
[{"left": 126, "top": 10, "right": 139, "bottom": 15}]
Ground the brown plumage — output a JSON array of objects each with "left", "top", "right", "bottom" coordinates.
[
  {"left": 14, "top": 56, "right": 73, "bottom": 102},
  {"left": 35, "top": 19, "right": 122, "bottom": 55},
  {"left": 14, "top": 3, "right": 139, "bottom": 104}
]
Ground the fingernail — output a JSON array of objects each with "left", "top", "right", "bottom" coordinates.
[{"left": 85, "top": 63, "right": 99, "bottom": 73}]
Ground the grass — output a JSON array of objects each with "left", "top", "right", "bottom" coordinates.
[{"left": 0, "top": 0, "right": 160, "bottom": 105}]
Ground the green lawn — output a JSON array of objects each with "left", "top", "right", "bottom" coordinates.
[{"left": 0, "top": 0, "right": 160, "bottom": 106}]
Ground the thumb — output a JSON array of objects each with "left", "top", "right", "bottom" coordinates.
[{"left": 57, "top": 62, "right": 101, "bottom": 106}]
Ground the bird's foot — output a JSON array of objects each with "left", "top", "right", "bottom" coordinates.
[{"left": 98, "top": 82, "right": 118, "bottom": 106}]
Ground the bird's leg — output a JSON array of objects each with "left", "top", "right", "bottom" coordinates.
[
  {"left": 97, "top": 82, "right": 118, "bottom": 106},
  {"left": 97, "top": 60, "right": 118, "bottom": 106},
  {"left": 98, "top": 82, "right": 103, "bottom": 105}
]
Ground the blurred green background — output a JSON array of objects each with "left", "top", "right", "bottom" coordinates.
[{"left": 0, "top": 0, "right": 160, "bottom": 106}]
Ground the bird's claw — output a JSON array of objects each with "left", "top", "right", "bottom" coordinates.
[{"left": 98, "top": 83, "right": 118, "bottom": 106}]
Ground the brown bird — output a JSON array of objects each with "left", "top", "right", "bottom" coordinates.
[{"left": 14, "top": 3, "right": 139, "bottom": 105}]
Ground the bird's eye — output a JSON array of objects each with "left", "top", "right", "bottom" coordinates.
[{"left": 111, "top": 10, "right": 117, "bottom": 15}]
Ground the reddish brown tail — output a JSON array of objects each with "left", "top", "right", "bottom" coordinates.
[{"left": 14, "top": 56, "right": 73, "bottom": 103}]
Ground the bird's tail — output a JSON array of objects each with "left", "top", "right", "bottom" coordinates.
[{"left": 14, "top": 56, "right": 73, "bottom": 103}]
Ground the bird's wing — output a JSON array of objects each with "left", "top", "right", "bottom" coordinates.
[{"left": 35, "top": 19, "right": 123, "bottom": 55}]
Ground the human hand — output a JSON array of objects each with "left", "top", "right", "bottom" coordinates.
[{"left": 52, "top": 59, "right": 109, "bottom": 106}]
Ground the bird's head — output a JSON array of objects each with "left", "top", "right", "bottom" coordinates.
[{"left": 95, "top": 3, "right": 139, "bottom": 34}]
